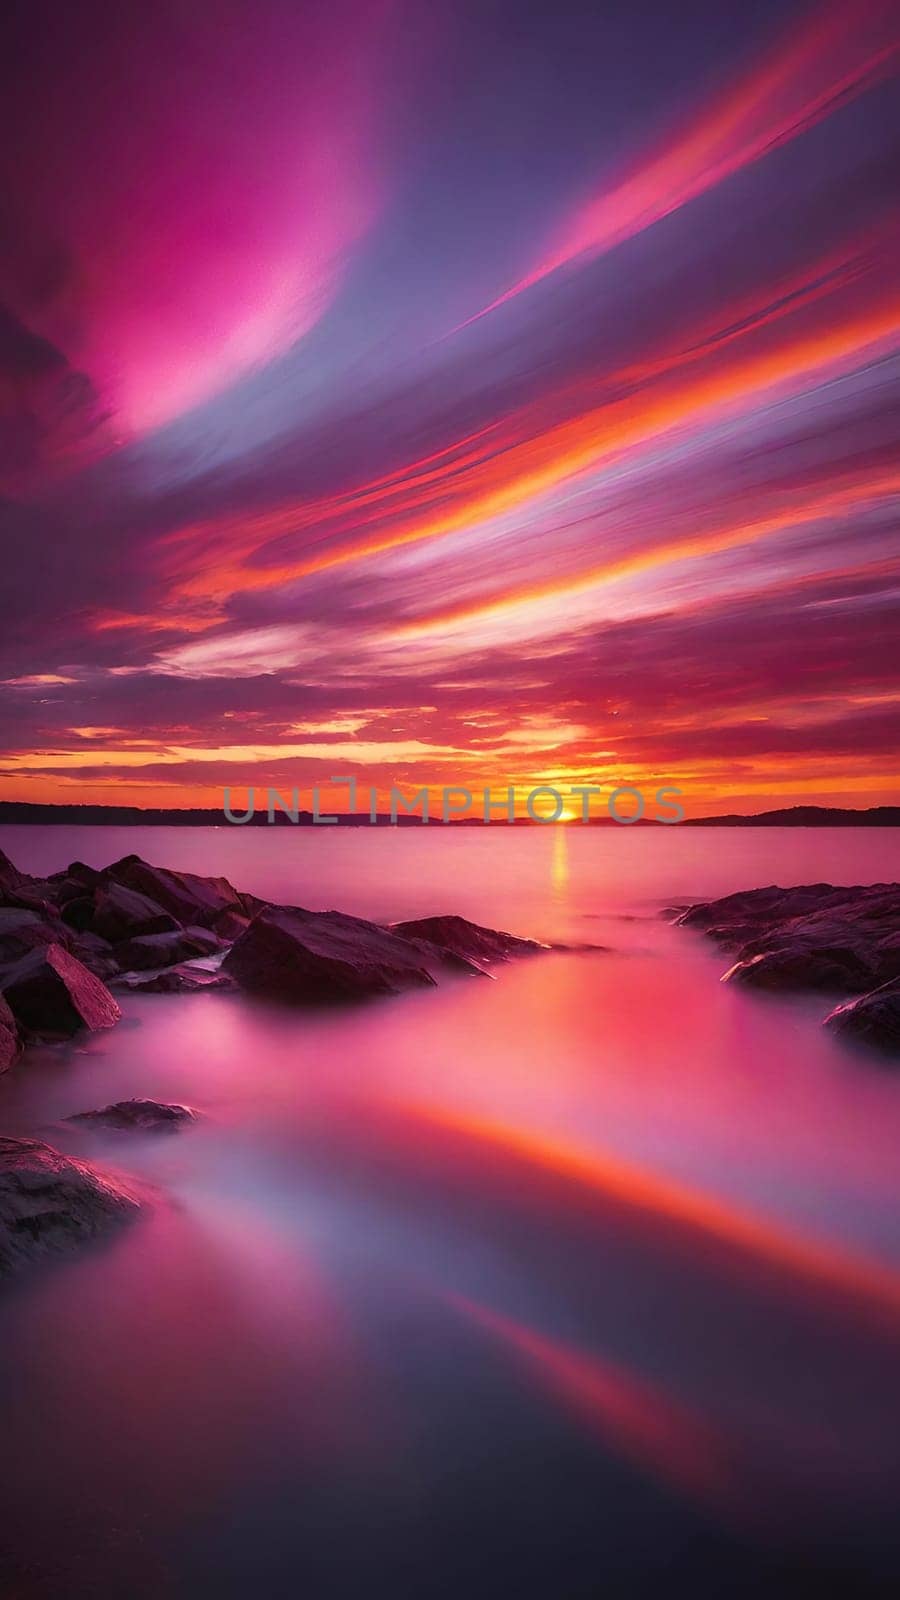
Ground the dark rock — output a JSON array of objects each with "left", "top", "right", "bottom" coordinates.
[
  {"left": 0, "top": 855, "right": 60, "bottom": 912},
  {"left": 50, "top": 860, "right": 103, "bottom": 895},
  {"left": 113, "top": 926, "right": 222, "bottom": 972},
  {"left": 679, "top": 882, "right": 900, "bottom": 1053},
  {"left": 0, "top": 944, "right": 121, "bottom": 1038},
  {"left": 223, "top": 905, "right": 436, "bottom": 1003},
  {"left": 0, "top": 906, "right": 66, "bottom": 964},
  {"left": 0, "top": 845, "right": 25, "bottom": 891},
  {"left": 68, "top": 1098, "right": 197, "bottom": 1132},
  {"left": 212, "top": 906, "right": 252, "bottom": 940},
  {"left": 825, "top": 980, "right": 900, "bottom": 1055},
  {"left": 0, "top": 994, "right": 20, "bottom": 1073},
  {"left": 390, "top": 913, "right": 546, "bottom": 973},
  {"left": 90, "top": 881, "right": 180, "bottom": 942},
  {"left": 0, "top": 1136, "right": 138, "bottom": 1276},
  {"left": 237, "top": 890, "right": 271, "bottom": 919},
  {"left": 103, "top": 855, "right": 244, "bottom": 928},
  {"left": 679, "top": 883, "right": 900, "bottom": 990},
  {"left": 60, "top": 895, "right": 96, "bottom": 931},
  {"left": 722, "top": 943, "right": 878, "bottom": 994},
  {"left": 69, "top": 928, "right": 119, "bottom": 979}
]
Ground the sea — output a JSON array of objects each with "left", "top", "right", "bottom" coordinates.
[{"left": 0, "top": 824, "right": 898, "bottom": 1597}]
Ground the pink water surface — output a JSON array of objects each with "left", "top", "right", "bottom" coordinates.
[{"left": 0, "top": 825, "right": 899, "bottom": 1597}]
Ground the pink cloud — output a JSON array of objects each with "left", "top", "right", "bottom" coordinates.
[{"left": 0, "top": 3, "right": 399, "bottom": 435}]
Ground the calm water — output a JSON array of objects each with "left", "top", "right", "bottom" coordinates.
[{"left": 1, "top": 825, "right": 899, "bottom": 1598}]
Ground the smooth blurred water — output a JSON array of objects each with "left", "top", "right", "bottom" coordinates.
[{"left": 1, "top": 825, "right": 899, "bottom": 1598}]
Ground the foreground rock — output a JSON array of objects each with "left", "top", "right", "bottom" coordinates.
[
  {"left": 113, "top": 925, "right": 222, "bottom": 972},
  {"left": 678, "top": 882, "right": 900, "bottom": 1054},
  {"left": 0, "top": 845, "right": 547, "bottom": 1037},
  {"left": 102, "top": 855, "right": 247, "bottom": 929},
  {"left": 223, "top": 905, "right": 437, "bottom": 1002},
  {"left": 0, "top": 1136, "right": 138, "bottom": 1277},
  {"left": 0, "top": 906, "right": 68, "bottom": 963},
  {"left": 0, "top": 944, "right": 121, "bottom": 1038},
  {"left": 391, "top": 914, "right": 545, "bottom": 970},
  {"left": 0, "top": 847, "right": 59, "bottom": 914},
  {"left": 82, "top": 880, "right": 180, "bottom": 941},
  {"left": 0, "top": 995, "right": 20, "bottom": 1073},
  {"left": 679, "top": 884, "right": 899, "bottom": 989},
  {"left": 825, "top": 979, "right": 900, "bottom": 1055},
  {"left": 68, "top": 1098, "right": 197, "bottom": 1132}
]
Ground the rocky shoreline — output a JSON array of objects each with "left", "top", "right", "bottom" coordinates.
[
  {"left": 0, "top": 843, "right": 546, "bottom": 1277},
  {"left": 3, "top": 849, "right": 898, "bottom": 1280},
  {"left": 0, "top": 843, "right": 545, "bottom": 1060},
  {"left": 677, "top": 882, "right": 900, "bottom": 1053}
]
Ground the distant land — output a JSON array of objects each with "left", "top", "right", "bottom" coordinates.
[
  {"left": 681, "top": 806, "right": 900, "bottom": 827},
  {"left": 0, "top": 802, "right": 897, "bottom": 827}
]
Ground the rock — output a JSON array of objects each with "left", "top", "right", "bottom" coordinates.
[
  {"left": 89, "top": 881, "right": 180, "bottom": 942},
  {"left": 69, "top": 928, "right": 119, "bottom": 979},
  {"left": 223, "top": 905, "right": 437, "bottom": 1003},
  {"left": 103, "top": 855, "right": 245, "bottom": 928},
  {"left": 0, "top": 845, "right": 25, "bottom": 891},
  {"left": 825, "top": 980, "right": 900, "bottom": 1055},
  {"left": 68, "top": 1098, "right": 197, "bottom": 1132},
  {"left": 679, "top": 882, "right": 900, "bottom": 1054},
  {"left": 59, "top": 895, "right": 97, "bottom": 931},
  {"left": 113, "top": 926, "right": 222, "bottom": 972},
  {"left": 679, "top": 883, "right": 900, "bottom": 991},
  {"left": 0, "top": 994, "right": 20, "bottom": 1072},
  {"left": 722, "top": 944, "right": 878, "bottom": 994},
  {"left": 0, "top": 906, "right": 66, "bottom": 964},
  {"left": 0, "top": 1136, "right": 138, "bottom": 1276},
  {"left": 0, "top": 853, "right": 60, "bottom": 914},
  {"left": 390, "top": 913, "right": 545, "bottom": 968},
  {"left": 50, "top": 860, "right": 103, "bottom": 894},
  {"left": 0, "top": 944, "right": 121, "bottom": 1038},
  {"left": 212, "top": 906, "right": 252, "bottom": 940}
]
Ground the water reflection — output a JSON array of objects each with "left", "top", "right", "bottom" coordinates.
[
  {"left": 1, "top": 827, "right": 900, "bottom": 1594},
  {"left": 551, "top": 821, "right": 570, "bottom": 900}
]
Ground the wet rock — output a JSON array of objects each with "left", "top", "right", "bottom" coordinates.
[
  {"left": 212, "top": 906, "right": 252, "bottom": 940},
  {"left": 0, "top": 1136, "right": 138, "bottom": 1276},
  {"left": 390, "top": 913, "right": 546, "bottom": 973},
  {"left": 103, "top": 855, "right": 244, "bottom": 928},
  {"left": 0, "top": 853, "right": 60, "bottom": 914},
  {"left": 119, "top": 969, "right": 216, "bottom": 993},
  {"left": 68, "top": 1098, "right": 197, "bottom": 1132},
  {"left": 679, "top": 882, "right": 900, "bottom": 1054},
  {"left": 722, "top": 943, "right": 878, "bottom": 994},
  {"left": 0, "top": 906, "right": 66, "bottom": 964},
  {"left": 69, "top": 928, "right": 119, "bottom": 979},
  {"left": 0, "top": 845, "right": 25, "bottom": 892},
  {"left": 825, "top": 979, "right": 900, "bottom": 1055},
  {"left": 0, "top": 995, "right": 20, "bottom": 1072},
  {"left": 223, "top": 905, "right": 437, "bottom": 1003},
  {"left": 89, "top": 881, "right": 180, "bottom": 942},
  {"left": 59, "top": 895, "right": 97, "bottom": 931},
  {"left": 113, "top": 926, "right": 222, "bottom": 972},
  {"left": 679, "top": 883, "right": 900, "bottom": 988},
  {"left": 0, "top": 944, "right": 121, "bottom": 1038},
  {"left": 50, "top": 860, "right": 103, "bottom": 896}
]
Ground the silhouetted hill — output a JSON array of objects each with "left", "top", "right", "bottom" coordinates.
[{"left": 681, "top": 806, "right": 900, "bottom": 827}]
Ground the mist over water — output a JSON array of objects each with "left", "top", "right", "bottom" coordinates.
[{"left": 1, "top": 825, "right": 899, "bottom": 1597}]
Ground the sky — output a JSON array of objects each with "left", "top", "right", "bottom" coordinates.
[{"left": 0, "top": 0, "right": 898, "bottom": 816}]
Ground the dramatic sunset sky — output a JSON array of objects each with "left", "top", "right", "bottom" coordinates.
[{"left": 1, "top": 0, "right": 898, "bottom": 814}]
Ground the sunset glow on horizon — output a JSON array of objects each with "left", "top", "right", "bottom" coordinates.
[{"left": 1, "top": 0, "right": 898, "bottom": 815}]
